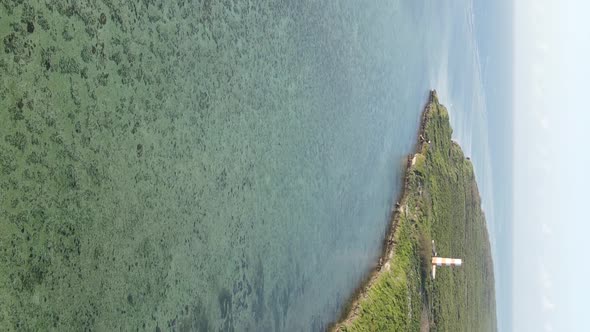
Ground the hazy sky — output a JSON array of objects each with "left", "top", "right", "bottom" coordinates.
[{"left": 514, "top": 0, "right": 590, "bottom": 331}]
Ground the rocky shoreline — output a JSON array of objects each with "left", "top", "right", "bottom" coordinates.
[{"left": 328, "top": 90, "right": 439, "bottom": 331}]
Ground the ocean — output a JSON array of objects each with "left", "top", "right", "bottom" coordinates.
[{"left": 0, "top": 1, "right": 510, "bottom": 330}]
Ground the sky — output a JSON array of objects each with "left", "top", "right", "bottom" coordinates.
[
  {"left": 514, "top": 0, "right": 590, "bottom": 331},
  {"left": 470, "top": 1, "right": 513, "bottom": 330}
]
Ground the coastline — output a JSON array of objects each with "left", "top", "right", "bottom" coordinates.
[{"left": 328, "top": 90, "right": 439, "bottom": 331}]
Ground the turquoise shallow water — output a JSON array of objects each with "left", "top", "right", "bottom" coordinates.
[{"left": 0, "top": 1, "right": 457, "bottom": 331}]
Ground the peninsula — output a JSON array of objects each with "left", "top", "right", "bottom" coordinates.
[{"left": 332, "top": 91, "right": 497, "bottom": 331}]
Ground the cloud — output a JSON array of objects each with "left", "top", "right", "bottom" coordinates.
[
  {"left": 540, "top": 264, "right": 553, "bottom": 289},
  {"left": 532, "top": 79, "right": 545, "bottom": 98},
  {"left": 541, "top": 223, "right": 553, "bottom": 236},
  {"left": 537, "top": 41, "right": 549, "bottom": 54},
  {"left": 542, "top": 295, "right": 555, "bottom": 311},
  {"left": 539, "top": 115, "right": 550, "bottom": 130},
  {"left": 540, "top": 162, "right": 554, "bottom": 176},
  {"left": 544, "top": 322, "right": 554, "bottom": 332},
  {"left": 532, "top": 62, "right": 545, "bottom": 79}
]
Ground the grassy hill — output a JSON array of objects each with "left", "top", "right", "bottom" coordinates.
[{"left": 334, "top": 91, "right": 496, "bottom": 331}]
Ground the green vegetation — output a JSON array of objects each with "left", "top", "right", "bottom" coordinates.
[{"left": 336, "top": 91, "right": 496, "bottom": 331}]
